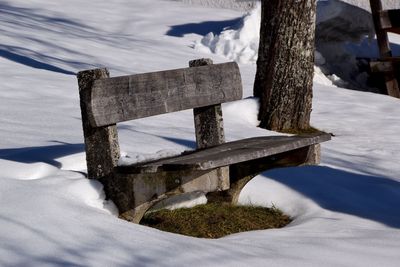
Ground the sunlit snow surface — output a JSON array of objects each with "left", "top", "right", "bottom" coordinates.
[{"left": 0, "top": 1, "right": 400, "bottom": 266}]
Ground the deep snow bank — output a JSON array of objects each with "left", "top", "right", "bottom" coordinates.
[
  {"left": 195, "top": 3, "right": 260, "bottom": 64},
  {"left": 316, "top": 0, "right": 375, "bottom": 90}
]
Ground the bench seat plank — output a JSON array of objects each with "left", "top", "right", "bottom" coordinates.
[{"left": 117, "top": 133, "right": 331, "bottom": 173}]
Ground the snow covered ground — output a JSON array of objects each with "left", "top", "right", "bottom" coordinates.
[{"left": 1, "top": 0, "right": 400, "bottom": 266}]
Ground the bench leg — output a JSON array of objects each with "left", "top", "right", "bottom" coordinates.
[
  {"left": 305, "top": 144, "right": 320, "bottom": 165},
  {"left": 119, "top": 197, "right": 169, "bottom": 223},
  {"left": 77, "top": 68, "right": 120, "bottom": 180},
  {"left": 103, "top": 145, "right": 320, "bottom": 222},
  {"left": 102, "top": 168, "right": 230, "bottom": 223},
  {"left": 206, "top": 175, "right": 255, "bottom": 204},
  {"left": 207, "top": 145, "right": 316, "bottom": 204},
  {"left": 191, "top": 58, "right": 230, "bottom": 192}
]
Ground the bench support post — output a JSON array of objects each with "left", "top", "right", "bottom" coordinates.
[
  {"left": 107, "top": 169, "right": 228, "bottom": 223},
  {"left": 190, "top": 58, "right": 229, "bottom": 191},
  {"left": 306, "top": 143, "right": 320, "bottom": 165},
  {"left": 77, "top": 68, "right": 120, "bottom": 179},
  {"left": 207, "top": 145, "right": 314, "bottom": 204}
]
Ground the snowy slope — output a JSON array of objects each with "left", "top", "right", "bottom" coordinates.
[{"left": 1, "top": 1, "right": 400, "bottom": 266}]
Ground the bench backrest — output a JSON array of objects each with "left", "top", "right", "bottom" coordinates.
[
  {"left": 77, "top": 59, "right": 243, "bottom": 180},
  {"left": 82, "top": 62, "right": 242, "bottom": 127}
]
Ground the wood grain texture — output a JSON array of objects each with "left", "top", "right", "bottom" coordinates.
[
  {"left": 118, "top": 133, "right": 331, "bottom": 173},
  {"left": 189, "top": 59, "right": 226, "bottom": 149},
  {"left": 77, "top": 68, "right": 120, "bottom": 179},
  {"left": 190, "top": 58, "right": 229, "bottom": 190},
  {"left": 370, "top": 0, "right": 392, "bottom": 58},
  {"left": 370, "top": 61, "right": 394, "bottom": 73},
  {"left": 85, "top": 62, "right": 242, "bottom": 127},
  {"left": 253, "top": 0, "right": 316, "bottom": 131}
]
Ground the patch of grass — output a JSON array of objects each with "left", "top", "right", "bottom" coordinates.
[{"left": 140, "top": 203, "right": 291, "bottom": 238}]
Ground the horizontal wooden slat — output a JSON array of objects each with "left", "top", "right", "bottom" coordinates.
[
  {"left": 369, "top": 56, "right": 400, "bottom": 72},
  {"left": 118, "top": 133, "right": 331, "bottom": 173},
  {"left": 85, "top": 62, "right": 243, "bottom": 127},
  {"left": 370, "top": 61, "right": 393, "bottom": 73},
  {"left": 376, "top": 57, "right": 400, "bottom": 62},
  {"left": 379, "top": 9, "right": 400, "bottom": 33}
]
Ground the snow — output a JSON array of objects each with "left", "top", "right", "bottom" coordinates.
[
  {"left": 1, "top": 0, "right": 400, "bottom": 266},
  {"left": 195, "top": 3, "right": 260, "bottom": 64}
]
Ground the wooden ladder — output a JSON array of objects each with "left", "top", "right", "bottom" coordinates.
[{"left": 369, "top": 0, "right": 400, "bottom": 98}]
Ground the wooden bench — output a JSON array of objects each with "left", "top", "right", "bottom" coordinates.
[{"left": 77, "top": 58, "right": 330, "bottom": 223}]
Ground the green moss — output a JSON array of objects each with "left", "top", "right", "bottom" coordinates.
[{"left": 140, "top": 203, "right": 291, "bottom": 238}]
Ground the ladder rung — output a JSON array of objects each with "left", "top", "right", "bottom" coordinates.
[
  {"left": 370, "top": 61, "right": 393, "bottom": 73},
  {"left": 379, "top": 10, "right": 400, "bottom": 32}
]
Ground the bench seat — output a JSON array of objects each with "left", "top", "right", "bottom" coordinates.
[{"left": 117, "top": 132, "right": 331, "bottom": 174}]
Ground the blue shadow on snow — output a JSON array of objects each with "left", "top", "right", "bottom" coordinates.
[
  {"left": 0, "top": 47, "right": 76, "bottom": 75},
  {"left": 0, "top": 142, "right": 84, "bottom": 168},
  {"left": 263, "top": 166, "right": 400, "bottom": 228},
  {"left": 166, "top": 17, "right": 242, "bottom": 37},
  {"left": 0, "top": 2, "right": 113, "bottom": 75}
]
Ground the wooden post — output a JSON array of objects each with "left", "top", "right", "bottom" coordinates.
[
  {"left": 370, "top": 0, "right": 392, "bottom": 58},
  {"left": 370, "top": 0, "right": 400, "bottom": 98},
  {"left": 306, "top": 144, "right": 321, "bottom": 165},
  {"left": 189, "top": 58, "right": 229, "bottom": 191},
  {"left": 77, "top": 68, "right": 120, "bottom": 179}
]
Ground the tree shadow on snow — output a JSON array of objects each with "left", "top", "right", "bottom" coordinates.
[
  {"left": 0, "top": 45, "right": 76, "bottom": 75},
  {"left": 166, "top": 17, "right": 242, "bottom": 37},
  {"left": 263, "top": 166, "right": 400, "bottom": 228},
  {"left": 158, "top": 136, "right": 196, "bottom": 149},
  {"left": 0, "top": 2, "right": 134, "bottom": 74},
  {"left": 0, "top": 141, "right": 84, "bottom": 168},
  {"left": 118, "top": 124, "right": 197, "bottom": 149}
]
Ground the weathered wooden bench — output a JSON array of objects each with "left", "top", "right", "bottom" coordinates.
[{"left": 77, "top": 58, "right": 330, "bottom": 223}]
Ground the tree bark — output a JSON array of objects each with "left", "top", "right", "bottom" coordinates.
[{"left": 254, "top": 0, "right": 316, "bottom": 132}]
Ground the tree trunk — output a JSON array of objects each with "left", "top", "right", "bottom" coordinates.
[{"left": 254, "top": 0, "right": 316, "bottom": 132}]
